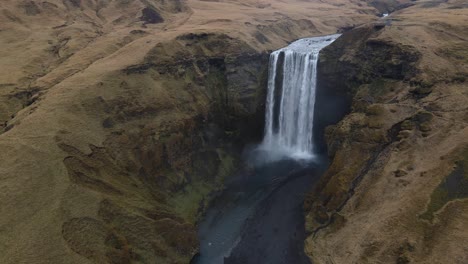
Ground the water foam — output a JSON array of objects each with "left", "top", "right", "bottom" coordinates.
[{"left": 260, "top": 34, "right": 340, "bottom": 161}]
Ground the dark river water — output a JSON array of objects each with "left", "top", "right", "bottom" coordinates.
[{"left": 192, "top": 155, "right": 327, "bottom": 264}]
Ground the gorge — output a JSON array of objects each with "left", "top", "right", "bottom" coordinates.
[
  {"left": 195, "top": 34, "right": 339, "bottom": 264},
  {"left": 0, "top": 0, "right": 467, "bottom": 264}
]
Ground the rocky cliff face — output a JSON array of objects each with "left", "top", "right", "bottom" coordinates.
[
  {"left": 0, "top": 0, "right": 384, "bottom": 263},
  {"left": 53, "top": 35, "right": 270, "bottom": 263},
  {"left": 1, "top": 0, "right": 466, "bottom": 263},
  {"left": 305, "top": 2, "right": 468, "bottom": 263},
  {"left": 2, "top": 30, "right": 270, "bottom": 263}
]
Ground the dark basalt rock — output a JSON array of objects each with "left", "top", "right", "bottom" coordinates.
[
  {"left": 176, "top": 33, "right": 216, "bottom": 41},
  {"left": 304, "top": 24, "right": 423, "bottom": 234},
  {"left": 373, "top": 22, "right": 386, "bottom": 30},
  {"left": 63, "top": 0, "right": 81, "bottom": 8},
  {"left": 140, "top": 7, "right": 164, "bottom": 24},
  {"left": 337, "top": 25, "right": 355, "bottom": 33},
  {"left": 368, "top": 0, "right": 415, "bottom": 14},
  {"left": 313, "top": 25, "right": 421, "bottom": 153}
]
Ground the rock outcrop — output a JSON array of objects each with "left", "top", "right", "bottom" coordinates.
[{"left": 305, "top": 2, "right": 468, "bottom": 263}]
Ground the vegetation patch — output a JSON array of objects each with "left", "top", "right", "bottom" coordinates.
[
  {"left": 451, "top": 72, "right": 466, "bottom": 83},
  {"left": 168, "top": 149, "right": 236, "bottom": 222},
  {"left": 367, "top": 78, "right": 399, "bottom": 98},
  {"left": 420, "top": 149, "right": 468, "bottom": 221},
  {"left": 438, "top": 43, "right": 468, "bottom": 63},
  {"left": 410, "top": 79, "right": 434, "bottom": 97}
]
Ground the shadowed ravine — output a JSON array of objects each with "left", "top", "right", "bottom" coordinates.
[
  {"left": 194, "top": 35, "right": 339, "bottom": 264},
  {"left": 194, "top": 158, "right": 327, "bottom": 264}
]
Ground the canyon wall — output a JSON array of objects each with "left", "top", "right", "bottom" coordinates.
[
  {"left": 1, "top": 0, "right": 466, "bottom": 263},
  {"left": 305, "top": 2, "right": 468, "bottom": 263},
  {"left": 0, "top": 0, "right": 380, "bottom": 263}
]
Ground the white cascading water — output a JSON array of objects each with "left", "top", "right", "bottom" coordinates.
[{"left": 261, "top": 34, "right": 340, "bottom": 160}]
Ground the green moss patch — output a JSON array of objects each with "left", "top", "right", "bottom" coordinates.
[
  {"left": 168, "top": 182, "right": 214, "bottom": 222},
  {"left": 168, "top": 149, "right": 236, "bottom": 223}
]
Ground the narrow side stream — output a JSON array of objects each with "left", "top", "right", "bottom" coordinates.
[{"left": 194, "top": 35, "right": 340, "bottom": 264}]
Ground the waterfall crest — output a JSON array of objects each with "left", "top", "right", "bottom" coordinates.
[{"left": 261, "top": 34, "right": 340, "bottom": 160}]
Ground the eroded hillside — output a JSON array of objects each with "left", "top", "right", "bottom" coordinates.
[
  {"left": 0, "top": 0, "right": 382, "bottom": 263},
  {"left": 305, "top": 1, "right": 468, "bottom": 263},
  {"left": 0, "top": 0, "right": 466, "bottom": 263}
]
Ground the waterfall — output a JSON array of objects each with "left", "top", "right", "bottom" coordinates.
[{"left": 261, "top": 34, "right": 340, "bottom": 160}]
